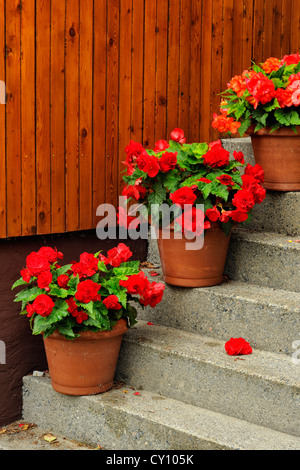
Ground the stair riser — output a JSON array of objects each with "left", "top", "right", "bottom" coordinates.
[
  {"left": 249, "top": 192, "right": 300, "bottom": 236},
  {"left": 22, "top": 377, "right": 232, "bottom": 450},
  {"left": 225, "top": 236, "right": 300, "bottom": 292},
  {"left": 137, "top": 288, "right": 300, "bottom": 356},
  {"left": 116, "top": 338, "right": 300, "bottom": 437}
]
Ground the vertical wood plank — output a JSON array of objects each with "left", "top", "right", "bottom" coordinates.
[
  {"left": 242, "top": 0, "right": 254, "bottom": 70},
  {"left": 143, "top": 0, "right": 156, "bottom": 148},
  {"left": 36, "top": 0, "right": 51, "bottom": 234},
  {"left": 79, "top": 0, "right": 93, "bottom": 228},
  {"left": 221, "top": 0, "right": 233, "bottom": 89},
  {"left": 232, "top": 0, "right": 244, "bottom": 75},
  {"left": 252, "top": 0, "right": 265, "bottom": 63},
  {"left": 65, "top": 0, "right": 80, "bottom": 231},
  {"left": 21, "top": 0, "right": 36, "bottom": 236},
  {"left": 210, "top": 0, "right": 223, "bottom": 141},
  {"left": 119, "top": 0, "right": 132, "bottom": 186},
  {"left": 167, "top": 0, "right": 180, "bottom": 137},
  {"left": 50, "top": 0, "right": 66, "bottom": 234},
  {"left": 178, "top": 0, "right": 191, "bottom": 137},
  {"left": 290, "top": 0, "right": 300, "bottom": 53},
  {"left": 281, "top": 0, "right": 291, "bottom": 56},
  {"left": 131, "top": 0, "right": 144, "bottom": 143},
  {"left": 200, "top": 0, "right": 212, "bottom": 142},
  {"left": 92, "top": 0, "right": 107, "bottom": 225},
  {"left": 0, "top": 0, "right": 6, "bottom": 238},
  {"left": 263, "top": 0, "right": 274, "bottom": 59},
  {"left": 154, "top": 0, "right": 168, "bottom": 141},
  {"left": 6, "top": 0, "right": 22, "bottom": 237},
  {"left": 106, "top": 0, "right": 119, "bottom": 206},
  {"left": 272, "top": 0, "right": 283, "bottom": 56}
]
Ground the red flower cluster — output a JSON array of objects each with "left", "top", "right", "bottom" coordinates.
[
  {"left": 245, "top": 72, "right": 275, "bottom": 109},
  {"left": 99, "top": 243, "right": 133, "bottom": 267},
  {"left": 120, "top": 271, "right": 165, "bottom": 308},
  {"left": 202, "top": 142, "right": 230, "bottom": 168},
  {"left": 170, "top": 187, "right": 197, "bottom": 207},
  {"left": 71, "top": 252, "right": 99, "bottom": 278},
  {"left": 225, "top": 337, "right": 252, "bottom": 356},
  {"left": 66, "top": 298, "right": 89, "bottom": 324},
  {"left": 21, "top": 246, "right": 63, "bottom": 290},
  {"left": 211, "top": 113, "right": 241, "bottom": 134},
  {"left": 75, "top": 279, "right": 101, "bottom": 304},
  {"left": 27, "top": 294, "right": 55, "bottom": 318}
]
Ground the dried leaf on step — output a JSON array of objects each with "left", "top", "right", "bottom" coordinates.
[{"left": 43, "top": 433, "right": 57, "bottom": 443}]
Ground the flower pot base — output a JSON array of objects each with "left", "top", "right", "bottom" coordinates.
[
  {"left": 50, "top": 380, "right": 113, "bottom": 396},
  {"left": 263, "top": 181, "right": 300, "bottom": 191},
  {"left": 162, "top": 273, "right": 225, "bottom": 288}
]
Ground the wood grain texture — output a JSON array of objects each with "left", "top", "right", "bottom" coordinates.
[{"left": 0, "top": 0, "right": 299, "bottom": 238}]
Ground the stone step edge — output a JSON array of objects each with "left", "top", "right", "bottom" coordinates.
[
  {"left": 0, "top": 419, "right": 95, "bottom": 451},
  {"left": 141, "top": 270, "right": 300, "bottom": 311},
  {"left": 120, "top": 321, "right": 300, "bottom": 388},
  {"left": 22, "top": 376, "right": 300, "bottom": 450}
]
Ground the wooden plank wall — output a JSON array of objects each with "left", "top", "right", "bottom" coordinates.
[{"left": 0, "top": 0, "right": 299, "bottom": 239}]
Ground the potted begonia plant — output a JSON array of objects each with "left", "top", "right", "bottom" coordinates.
[
  {"left": 212, "top": 53, "right": 300, "bottom": 191},
  {"left": 120, "top": 128, "right": 266, "bottom": 287},
  {"left": 12, "top": 244, "right": 164, "bottom": 396}
]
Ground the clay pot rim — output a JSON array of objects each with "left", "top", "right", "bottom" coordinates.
[
  {"left": 246, "top": 124, "right": 300, "bottom": 137},
  {"left": 156, "top": 220, "right": 225, "bottom": 233},
  {"left": 45, "top": 318, "right": 128, "bottom": 341}
]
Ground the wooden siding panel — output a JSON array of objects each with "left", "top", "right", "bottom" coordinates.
[
  {"left": 0, "top": 0, "right": 299, "bottom": 238},
  {"left": 50, "top": 0, "right": 66, "bottom": 234},
  {"left": 5, "top": 0, "right": 21, "bottom": 237},
  {"left": 0, "top": 0, "right": 6, "bottom": 238}
]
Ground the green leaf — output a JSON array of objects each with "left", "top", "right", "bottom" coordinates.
[
  {"left": 101, "top": 277, "right": 128, "bottom": 308},
  {"left": 77, "top": 300, "right": 94, "bottom": 316},
  {"left": 290, "top": 110, "right": 300, "bottom": 125},
  {"left": 12, "top": 278, "right": 32, "bottom": 290},
  {"left": 14, "top": 286, "right": 44, "bottom": 304},
  {"left": 147, "top": 182, "right": 167, "bottom": 206},
  {"left": 125, "top": 304, "right": 138, "bottom": 327},
  {"left": 163, "top": 170, "right": 182, "bottom": 192},
  {"left": 209, "top": 181, "right": 230, "bottom": 201},
  {"left": 113, "top": 261, "right": 140, "bottom": 277},
  {"left": 55, "top": 264, "right": 72, "bottom": 277},
  {"left": 238, "top": 116, "right": 252, "bottom": 137},
  {"left": 274, "top": 108, "right": 291, "bottom": 126},
  {"left": 48, "top": 285, "right": 69, "bottom": 298},
  {"left": 32, "top": 298, "right": 69, "bottom": 335}
]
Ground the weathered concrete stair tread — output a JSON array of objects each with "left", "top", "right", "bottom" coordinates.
[
  {"left": 120, "top": 321, "right": 300, "bottom": 386},
  {"left": 139, "top": 274, "right": 300, "bottom": 355},
  {"left": 116, "top": 322, "right": 300, "bottom": 436},
  {"left": 225, "top": 229, "right": 300, "bottom": 292},
  {"left": 22, "top": 376, "right": 300, "bottom": 450}
]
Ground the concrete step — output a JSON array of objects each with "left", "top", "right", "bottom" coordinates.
[
  {"left": 0, "top": 419, "right": 94, "bottom": 450},
  {"left": 249, "top": 191, "right": 300, "bottom": 237},
  {"left": 22, "top": 375, "right": 300, "bottom": 450},
  {"left": 225, "top": 229, "right": 300, "bottom": 292},
  {"left": 114, "top": 321, "right": 300, "bottom": 437},
  {"left": 138, "top": 273, "right": 300, "bottom": 356}
]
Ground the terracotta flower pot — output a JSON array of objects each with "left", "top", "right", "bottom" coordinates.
[
  {"left": 156, "top": 223, "right": 231, "bottom": 287},
  {"left": 249, "top": 126, "right": 300, "bottom": 191},
  {"left": 43, "top": 319, "right": 128, "bottom": 396}
]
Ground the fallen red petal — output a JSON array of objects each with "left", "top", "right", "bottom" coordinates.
[
  {"left": 147, "top": 322, "right": 154, "bottom": 325},
  {"left": 149, "top": 271, "right": 159, "bottom": 276},
  {"left": 225, "top": 337, "right": 252, "bottom": 356}
]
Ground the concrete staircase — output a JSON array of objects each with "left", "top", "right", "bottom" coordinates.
[{"left": 22, "top": 139, "right": 300, "bottom": 450}]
